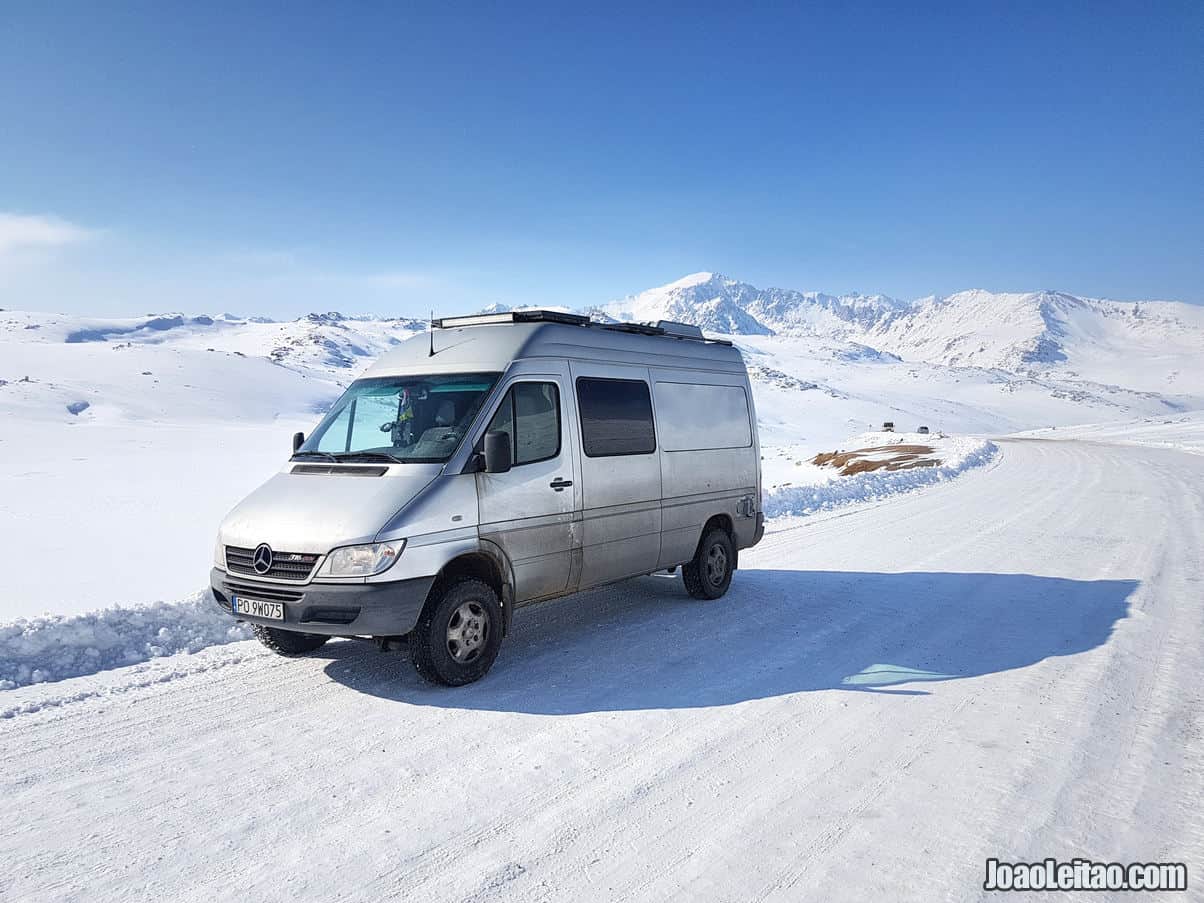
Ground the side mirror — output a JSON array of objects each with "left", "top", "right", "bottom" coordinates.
[
  {"left": 482, "top": 430, "right": 512, "bottom": 474},
  {"left": 292, "top": 432, "right": 305, "bottom": 453}
]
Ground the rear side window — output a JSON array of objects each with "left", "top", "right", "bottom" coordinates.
[
  {"left": 653, "top": 382, "right": 752, "bottom": 451},
  {"left": 576, "top": 377, "right": 656, "bottom": 457},
  {"left": 485, "top": 381, "right": 561, "bottom": 465}
]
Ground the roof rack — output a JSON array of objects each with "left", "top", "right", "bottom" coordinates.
[{"left": 432, "top": 309, "right": 732, "bottom": 346}]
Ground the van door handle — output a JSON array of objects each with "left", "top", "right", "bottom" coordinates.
[{"left": 549, "top": 478, "right": 573, "bottom": 491}]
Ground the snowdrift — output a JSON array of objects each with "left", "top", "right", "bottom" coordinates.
[
  {"left": 0, "top": 593, "right": 251, "bottom": 692},
  {"left": 763, "top": 436, "right": 998, "bottom": 518}
]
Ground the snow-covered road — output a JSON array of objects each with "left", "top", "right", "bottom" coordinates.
[{"left": 2, "top": 438, "right": 1201, "bottom": 902}]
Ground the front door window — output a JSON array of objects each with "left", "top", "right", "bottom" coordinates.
[{"left": 485, "top": 382, "right": 562, "bottom": 466}]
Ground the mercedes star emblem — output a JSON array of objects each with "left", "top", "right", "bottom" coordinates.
[{"left": 252, "top": 543, "right": 274, "bottom": 575}]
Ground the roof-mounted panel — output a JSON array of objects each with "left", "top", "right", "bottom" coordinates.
[
  {"left": 433, "top": 310, "right": 589, "bottom": 329},
  {"left": 599, "top": 322, "right": 665, "bottom": 337},
  {"left": 656, "top": 320, "right": 704, "bottom": 339}
]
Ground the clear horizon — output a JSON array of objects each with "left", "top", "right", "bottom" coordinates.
[{"left": 1, "top": 3, "right": 1201, "bottom": 317}]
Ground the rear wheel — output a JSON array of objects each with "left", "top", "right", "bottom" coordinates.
[
  {"left": 411, "top": 578, "right": 503, "bottom": 686},
  {"left": 682, "top": 527, "right": 735, "bottom": 599},
  {"left": 252, "top": 624, "right": 329, "bottom": 656}
]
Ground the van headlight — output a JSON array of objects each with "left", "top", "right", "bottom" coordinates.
[
  {"left": 320, "top": 541, "right": 405, "bottom": 577},
  {"left": 214, "top": 535, "right": 226, "bottom": 568}
]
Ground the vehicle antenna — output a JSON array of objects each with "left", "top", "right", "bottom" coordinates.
[{"left": 429, "top": 310, "right": 435, "bottom": 356}]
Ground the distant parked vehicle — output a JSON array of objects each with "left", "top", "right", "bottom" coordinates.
[
  {"left": 917, "top": 425, "right": 930, "bottom": 435},
  {"left": 210, "top": 310, "right": 764, "bottom": 686},
  {"left": 882, "top": 421, "right": 895, "bottom": 432}
]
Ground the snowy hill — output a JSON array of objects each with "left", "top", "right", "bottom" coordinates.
[{"left": 871, "top": 289, "right": 1204, "bottom": 386}]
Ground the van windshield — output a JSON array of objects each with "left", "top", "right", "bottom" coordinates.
[{"left": 296, "top": 372, "right": 500, "bottom": 464}]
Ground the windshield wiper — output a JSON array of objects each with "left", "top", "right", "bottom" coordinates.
[{"left": 290, "top": 451, "right": 339, "bottom": 462}]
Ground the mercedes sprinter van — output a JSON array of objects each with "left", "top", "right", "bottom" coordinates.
[{"left": 210, "top": 310, "right": 763, "bottom": 685}]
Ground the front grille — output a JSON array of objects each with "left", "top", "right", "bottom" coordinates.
[
  {"left": 225, "top": 546, "right": 319, "bottom": 581},
  {"left": 220, "top": 578, "right": 306, "bottom": 603}
]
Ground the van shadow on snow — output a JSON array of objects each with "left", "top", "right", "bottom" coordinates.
[{"left": 319, "top": 569, "right": 1137, "bottom": 714}]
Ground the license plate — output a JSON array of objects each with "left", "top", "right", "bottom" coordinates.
[{"left": 232, "top": 595, "right": 284, "bottom": 621}]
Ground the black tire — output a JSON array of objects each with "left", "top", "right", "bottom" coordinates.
[
  {"left": 682, "top": 527, "right": 736, "bottom": 600},
  {"left": 252, "top": 624, "right": 329, "bottom": 656},
  {"left": 411, "top": 578, "right": 503, "bottom": 686}
]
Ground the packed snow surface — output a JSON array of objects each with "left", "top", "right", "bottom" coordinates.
[
  {"left": 2, "top": 437, "right": 1201, "bottom": 901},
  {"left": 1015, "top": 411, "right": 1204, "bottom": 455}
]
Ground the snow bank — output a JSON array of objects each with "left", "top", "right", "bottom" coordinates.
[
  {"left": 0, "top": 592, "right": 250, "bottom": 690},
  {"left": 764, "top": 436, "right": 998, "bottom": 519}
]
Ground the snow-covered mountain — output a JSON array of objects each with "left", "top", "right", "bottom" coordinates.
[
  {"left": 598, "top": 273, "right": 1204, "bottom": 394},
  {"left": 4, "top": 272, "right": 1203, "bottom": 430},
  {"left": 872, "top": 288, "right": 1204, "bottom": 389},
  {"left": 5, "top": 270, "right": 1202, "bottom": 392},
  {"left": 595, "top": 272, "right": 908, "bottom": 338}
]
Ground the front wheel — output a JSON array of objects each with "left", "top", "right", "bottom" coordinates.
[
  {"left": 411, "top": 578, "right": 504, "bottom": 686},
  {"left": 252, "top": 624, "right": 329, "bottom": 656},
  {"left": 682, "top": 528, "right": 735, "bottom": 599}
]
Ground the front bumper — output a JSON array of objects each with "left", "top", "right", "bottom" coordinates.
[{"left": 210, "top": 568, "right": 435, "bottom": 637}]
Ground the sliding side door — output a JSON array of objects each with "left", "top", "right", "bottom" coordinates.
[{"left": 570, "top": 362, "right": 662, "bottom": 588}]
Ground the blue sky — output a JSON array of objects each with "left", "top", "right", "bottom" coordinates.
[{"left": 1, "top": 2, "right": 1201, "bottom": 316}]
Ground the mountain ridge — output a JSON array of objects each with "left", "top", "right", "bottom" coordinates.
[
  {"left": 4, "top": 272, "right": 1202, "bottom": 393},
  {"left": 593, "top": 273, "right": 1204, "bottom": 378},
  {"left": 4, "top": 277, "right": 1202, "bottom": 461}
]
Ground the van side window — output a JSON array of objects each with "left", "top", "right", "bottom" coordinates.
[
  {"left": 485, "top": 382, "right": 561, "bottom": 465},
  {"left": 576, "top": 377, "right": 656, "bottom": 457},
  {"left": 653, "top": 382, "right": 752, "bottom": 451}
]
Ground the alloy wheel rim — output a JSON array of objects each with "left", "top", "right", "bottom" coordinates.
[
  {"left": 705, "top": 543, "right": 728, "bottom": 586},
  {"left": 446, "top": 600, "right": 489, "bottom": 663}
]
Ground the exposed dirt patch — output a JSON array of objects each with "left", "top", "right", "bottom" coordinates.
[{"left": 811, "top": 444, "right": 941, "bottom": 475}]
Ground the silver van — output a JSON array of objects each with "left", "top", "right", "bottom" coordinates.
[{"left": 210, "top": 311, "right": 764, "bottom": 685}]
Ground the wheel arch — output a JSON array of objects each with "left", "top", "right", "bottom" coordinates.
[
  {"left": 425, "top": 545, "right": 516, "bottom": 634},
  {"left": 696, "top": 513, "right": 737, "bottom": 569}
]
